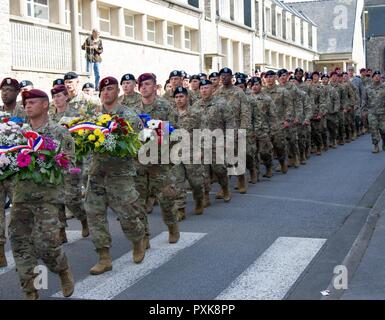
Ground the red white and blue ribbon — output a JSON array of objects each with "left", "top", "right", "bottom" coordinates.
[
  {"left": 69, "top": 121, "right": 118, "bottom": 135},
  {"left": 0, "top": 131, "right": 44, "bottom": 155}
]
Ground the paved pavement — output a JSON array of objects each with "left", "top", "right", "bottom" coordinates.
[{"left": 1, "top": 134, "right": 385, "bottom": 300}]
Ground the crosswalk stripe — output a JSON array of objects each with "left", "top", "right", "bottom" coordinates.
[
  {"left": 0, "top": 230, "right": 83, "bottom": 276},
  {"left": 216, "top": 237, "right": 326, "bottom": 300},
  {"left": 53, "top": 232, "right": 206, "bottom": 300}
]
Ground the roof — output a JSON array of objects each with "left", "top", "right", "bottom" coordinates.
[
  {"left": 284, "top": 0, "right": 358, "bottom": 54},
  {"left": 274, "top": 0, "right": 318, "bottom": 26}
]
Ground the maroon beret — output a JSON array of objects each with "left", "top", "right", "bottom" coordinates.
[
  {"left": 99, "top": 77, "right": 119, "bottom": 92},
  {"left": 51, "top": 85, "right": 68, "bottom": 97},
  {"left": 137, "top": 73, "right": 157, "bottom": 88},
  {"left": 0, "top": 78, "right": 20, "bottom": 90},
  {"left": 359, "top": 68, "right": 366, "bottom": 73},
  {"left": 22, "top": 89, "right": 49, "bottom": 105},
  {"left": 330, "top": 71, "right": 338, "bottom": 77}
]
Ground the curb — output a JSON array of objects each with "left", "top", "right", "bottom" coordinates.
[{"left": 322, "top": 188, "right": 385, "bottom": 300}]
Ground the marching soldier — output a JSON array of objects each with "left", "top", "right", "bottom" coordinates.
[
  {"left": 85, "top": 77, "right": 146, "bottom": 275},
  {"left": 192, "top": 80, "right": 235, "bottom": 204},
  {"left": 249, "top": 76, "right": 279, "bottom": 177},
  {"left": 10, "top": 89, "right": 75, "bottom": 299},
  {"left": 49, "top": 84, "right": 90, "bottom": 242},
  {"left": 132, "top": 73, "right": 181, "bottom": 248},
  {"left": 173, "top": 86, "right": 205, "bottom": 218},
  {"left": 0, "top": 78, "right": 27, "bottom": 268},
  {"left": 363, "top": 71, "right": 385, "bottom": 153},
  {"left": 215, "top": 68, "right": 251, "bottom": 194},
  {"left": 209, "top": 72, "right": 221, "bottom": 94},
  {"left": 189, "top": 75, "right": 201, "bottom": 105}
]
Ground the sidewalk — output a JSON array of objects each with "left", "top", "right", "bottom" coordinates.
[{"left": 341, "top": 189, "right": 385, "bottom": 300}]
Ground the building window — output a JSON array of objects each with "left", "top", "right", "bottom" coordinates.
[
  {"left": 300, "top": 21, "right": 304, "bottom": 45},
  {"left": 255, "top": 1, "right": 259, "bottom": 35},
  {"left": 291, "top": 17, "right": 296, "bottom": 42},
  {"left": 65, "top": 0, "right": 83, "bottom": 27},
  {"left": 308, "top": 25, "right": 313, "bottom": 48},
  {"left": 205, "top": 0, "right": 211, "bottom": 19},
  {"left": 282, "top": 12, "right": 286, "bottom": 39},
  {"left": 272, "top": 4, "right": 276, "bottom": 36},
  {"left": 27, "top": 0, "right": 49, "bottom": 21},
  {"left": 230, "top": 0, "right": 235, "bottom": 21},
  {"left": 147, "top": 19, "right": 156, "bottom": 43},
  {"left": 185, "top": 29, "right": 191, "bottom": 49},
  {"left": 265, "top": 7, "right": 271, "bottom": 34},
  {"left": 286, "top": 17, "right": 291, "bottom": 40},
  {"left": 167, "top": 24, "right": 174, "bottom": 46},
  {"left": 125, "top": 14, "right": 135, "bottom": 39},
  {"left": 277, "top": 13, "right": 282, "bottom": 37},
  {"left": 98, "top": 6, "right": 111, "bottom": 33}
]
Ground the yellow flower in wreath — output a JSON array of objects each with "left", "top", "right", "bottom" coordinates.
[
  {"left": 98, "top": 114, "right": 112, "bottom": 124},
  {"left": 88, "top": 134, "right": 96, "bottom": 142}
]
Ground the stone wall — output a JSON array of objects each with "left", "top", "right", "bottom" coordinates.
[{"left": 367, "top": 36, "right": 385, "bottom": 72}]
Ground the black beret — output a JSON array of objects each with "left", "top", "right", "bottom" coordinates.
[
  {"left": 294, "top": 67, "right": 304, "bottom": 74},
  {"left": 53, "top": 79, "right": 64, "bottom": 87},
  {"left": 248, "top": 77, "right": 262, "bottom": 85},
  {"left": 372, "top": 70, "right": 381, "bottom": 77},
  {"left": 173, "top": 86, "right": 189, "bottom": 97},
  {"left": 198, "top": 73, "right": 207, "bottom": 79},
  {"left": 19, "top": 80, "right": 33, "bottom": 88},
  {"left": 321, "top": 74, "right": 329, "bottom": 79},
  {"left": 82, "top": 82, "right": 95, "bottom": 90},
  {"left": 169, "top": 70, "right": 182, "bottom": 79},
  {"left": 199, "top": 80, "right": 213, "bottom": 87},
  {"left": 264, "top": 70, "right": 276, "bottom": 77},
  {"left": 277, "top": 69, "right": 288, "bottom": 77},
  {"left": 209, "top": 72, "right": 220, "bottom": 79},
  {"left": 219, "top": 67, "right": 233, "bottom": 75},
  {"left": 289, "top": 76, "right": 296, "bottom": 81},
  {"left": 235, "top": 78, "right": 246, "bottom": 85},
  {"left": 189, "top": 74, "right": 200, "bottom": 82},
  {"left": 120, "top": 73, "right": 136, "bottom": 84},
  {"left": 64, "top": 72, "right": 78, "bottom": 80}
]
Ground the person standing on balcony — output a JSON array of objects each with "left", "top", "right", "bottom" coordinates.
[{"left": 82, "top": 28, "right": 103, "bottom": 91}]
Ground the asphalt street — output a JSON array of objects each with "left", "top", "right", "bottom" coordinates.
[{"left": 1, "top": 133, "right": 385, "bottom": 300}]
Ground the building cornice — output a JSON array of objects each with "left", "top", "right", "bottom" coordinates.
[{"left": 265, "top": 34, "right": 318, "bottom": 55}]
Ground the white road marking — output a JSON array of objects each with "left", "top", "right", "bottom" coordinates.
[
  {"left": 53, "top": 232, "right": 206, "bottom": 300},
  {"left": 216, "top": 237, "right": 326, "bottom": 300}
]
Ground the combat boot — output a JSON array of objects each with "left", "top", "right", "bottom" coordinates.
[
  {"left": 372, "top": 144, "right": 380, "bottom": 153},
  {"left": 59, "top": 267, "right": 75, "bottom": 298},
  {"left": 215, "top": 189, "right": 224, "bottom": 199},
  {"left": 60, "top": 228, "right": 68, "bottom": 244},
  {"left": 287, "top": 157, "right": 294, "bottom": 168},
  {"left": 279, "top": 160, "right": 288, "bottom": 174},
  {"left": 263, "top": 165, "right": 273, "bottom": 178},
  {"left": 237, "top": 175, "right": 247, "bottom": 194},
  {"left": 204, "top": 191, "right": 211, "bottom": 207},
  {"left": 222, "top": 185, "right": 231, "bottom": 202},
  {"left": 250, "top": 167, "right": 258, "bottom": 184},
  {"left": 300, "top": 153, "right": 307, "bottom": 165},
  {"left": 168, "top": 224, "right": 180, "bottom": 244},
  {"left": 331, "top": 139, "right": 337, "bottom": 148},
  {"left": 293, "top": 155, "right": 300, "bottom": 168},
  {"left": 132, "top": 238, "right": 145, "bottom": 263},
  {"left": 143, "top": 235, "right": 151, "bottom": 250},
  {"left": 0, "top": 244, "right": 7, "bottom": 267},
  {"left": 65, "top": 209, "right": 74, "bottom": 220},
  {"left": 90, "top": 247, "right": 112, "bottom": 275},
  {"left": 81, "top": 219, "right": 89, "bottom": 238},
  {"left": 194, "top": 198, "right": 204, "bottom": 215},
  {"left": 177, "top": 208, "right": 186, "bottom": 221},
  {"left": 25, "top": 290, "right": 39, "bottom": 300},
  {"left": 316, "top": 146, "right": 322, "bottom": 156}
]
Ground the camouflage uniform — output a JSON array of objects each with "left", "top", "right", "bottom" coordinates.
[
  {"left": 174, "top": 106, "right": 205, "bottom": 205},
  {"left": 364, "top": 83, "right": 385, "bottom": 146},
  {"left": 343, "top": 81, "right": 357, "bottom": 141},
  {"left": 361, "top": 77, "right": 371, "bottom": 131},
  {"left": 192, "top": 96, "right": 235, "bottom": 193},
  {"left": 251, "top": 91, "right": 279, "bottom": 170},
  {"left": 189, "top": 90, "right": 201, "bottom": 106},
  {"left": 214, "top": 85, "right": 251, "bottom": 176},
  {"left": 0, "top": 103, "right": 27, "bottom": 247},
  {"left": 323, "top": 83, "right": 340, "bottom": 145},
  {"left": 132, "top": 97, "right": 179, "bottom": 237},
  {"left": 263, "top": 85, "right": 294, "bottom": 164},
  {"left": 308, "top": 83, "right": 327, "bottom": 151},
  {"left": 84, "top": 103, "right": 145, "bottom": 249},
  {"left": 295, "top": 87, "right": 313, "bottom": 159},
  {"left": 330, "top": 82, "right": 346, "bottom": 143},
  {"left": 9, "top": 120, "right": 73, "bottom": 294},
  {"left": 49, "top": 107, "right": 87, "bottom": 228},
  {"left": 118, "top": 92, "right": 142, "bottom": 108}
]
